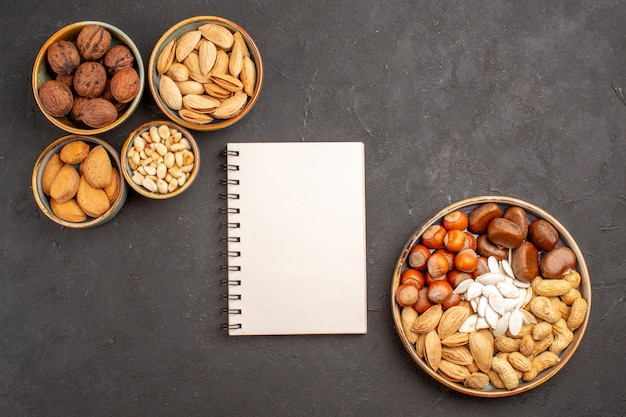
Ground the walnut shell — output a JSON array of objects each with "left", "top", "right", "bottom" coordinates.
[
  {"left": 103, "top": 45, "right": 135, "bottom": 74},
  {"left": 46, "top": 40, "right": 81, "bottom": 75},
  {"left": 38, "top": 80, "right": 74, "bottom": 117},
  {"left": 76, "top": 24, "right": 112, "bottom": 60},
  {"left": 80, "top": 98, "right": 118, "bottom": 128},
  {"left": 110, "top": 67, "right": 140, "bottom": 103},
  {"left": 73, "top": 61, "right": 107, "bottom": 98},
  {"left": 70, "top": 96, "right": 89, "bottom": 123}
]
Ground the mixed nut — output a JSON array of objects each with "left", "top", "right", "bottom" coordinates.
[
  {"left": 126, "top": 124, "right": 195, "bottom": 195},
  {"left": 396, "top": 203, "right": 588, "bottom": 391},
  {"left": 156, "top": 23, "right": 256, "bottom": 124},
  {"left": 38, "top": 24, "right": 141, "bottom": 128}
]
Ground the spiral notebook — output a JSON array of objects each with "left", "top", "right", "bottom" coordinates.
[{"left": 220, "top": 142, "right": 368, "bottom": 336}]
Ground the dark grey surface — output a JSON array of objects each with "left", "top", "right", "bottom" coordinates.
[{"left": 2, "top": 1, "right": 625, "bottom": 416}]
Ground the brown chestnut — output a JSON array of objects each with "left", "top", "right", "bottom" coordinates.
[
  {"left": 511, "top": 241, "right": 539, "bottom": 282},
  {"left": 540, "top": 246, "right": 577, "bottom": 278},
  {"left": 503, "top": 206, "right": 529, "bottom": 240},
  {"left": 529, "top": 219, "right": 559, "bottom": 252},
  {"left": 408, "top": 244, "right": 430, "bottom": 270},
  {"left": 476, "top": 234, "right": 508, "bottom": 260},
  {"left": 487, "top": 217, "right": 525, "bottom": 249},
  {"left": 468, "top": 203, "right": 503, "bottom": 234}
]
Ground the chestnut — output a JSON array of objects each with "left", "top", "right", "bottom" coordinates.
[
  {"left": 476, "top": 234, "right": 508, "bottom": 260},
  {"left": 540, "top": 246, "right": 577, "bottom": 279},
  {"left": 529, "top": 219, "right": 559, "bottom": 251},
  {"left": 487, "top": 217, "right": 525, "bottom": 249},
  {"left": 468, "top": 202, "right": 503, "bottom": 234},
  {"left": 503, "top": 206, "right": 529, "bottom": 240},
  {"left": 400, "top": 268, "right": 425, "bottom": 289},
  {"left": 511, "top": 241, "right": 539, "bottom": 282}
]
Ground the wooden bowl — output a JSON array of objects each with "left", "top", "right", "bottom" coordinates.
[
  {"left": 32, "top": 135, "right": 128, "bottom": 228},
  {"left": 120, "top": 120, "right": 200, "bottom": 199},
  {"left": 148, "top": 16, "right": 263, "bottom": 131},
  {"left": 391, "top": 196, "right": 591, "bottom": 397},
  {"left": 32, "top": 21, "right": 144, "bottom": 135}
]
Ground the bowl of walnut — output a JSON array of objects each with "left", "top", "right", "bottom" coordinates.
[
  {"left": 391, "top": 196, "right": 591, "bottom": 397},
  {"left": 148, "top": 16, "right": 264, "bottom": 131},
  {"left": 32, "top": 21, "right": 144, "bottom": 135}
]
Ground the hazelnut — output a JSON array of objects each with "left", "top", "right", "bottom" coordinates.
[
  {"left": 38, "top": 80, "right": 74, "bottom": 117},
  {"left": 76, "top": 25, "right": 111, "bottom": 60},
  {"left": 46, "top": 40, "right": 80, "bottom": 75},
  {"left": 110, "top": 67, "right": 140, "bottom": 103},
  {"left": 104, "top": 45, "right": 135, "bottom": 74},
  {"left": 73, "top": 62, "right": 107, "bottom": 98},
  {"left": 80, "top": 98, "right": 118, "bottom": 128}
]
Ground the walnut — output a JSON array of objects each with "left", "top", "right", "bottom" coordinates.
[
  {"left": 73, "top": 62, "right": 107, "bottom": 98},
  {"left": 110, "top": 67, "right": 140, "bottom": 103},
  {"left": 47, "top": 40, "right": 81, "bottom": 75},
  {"left": 76, "top": 25, "right": 111, "bottom": 60},
  {"left": 70, "top": 96, "right": 89, "bottom": 123},
  {"left": 103, "top": 45, "right": 135, "bottom": 74},
  {"left": 80, "top": 98, "right": 118, "bottom": 128},
  {"left": 55, "top": 73, "right": 74, "bottom": 90},
  {"left": 38, "top": 80, "right": 74, "bottom": 117}
]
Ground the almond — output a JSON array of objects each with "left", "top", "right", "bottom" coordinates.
[
  {"left": 41, "top": 153, "right": 64, "bottom": 196},
  {"left": 411, "top": 303, "right": 442, "bottom": 334},
  {"left": 424, "top": 330, "right": 442, "bottom": 372},
  {"left": 437, "top": 305, "right": 470, "bottom": 340},
  {"left": 50, "top": 164, "right": 80, "bottom": 203},
  {"left": 198, "top": 23, "right": 234, "bottom": 49},
  {"left": 469, "top": 329, "right": 494, "bottom": 373},
  {"left": 83, "top": 145, "right": 113, "bottom": 189},
  {"left": 438, "top": 359, "right": 471, "bottom": 382}
]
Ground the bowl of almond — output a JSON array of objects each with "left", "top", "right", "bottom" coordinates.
[
  {"left": 148, "top": 16, "right": 264, "bottom": 131},
  {"left": 32, "top": 135, "right": 127, "bottom": 228},
  {"left": 391, "top": 196, "right": 591, "bottom": 397}
]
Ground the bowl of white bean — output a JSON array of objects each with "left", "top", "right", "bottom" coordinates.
[
  {"left": 121, "top": 120, "right": 200, "bottom": 199},
  {"left": 391, "top": 196, "right": 591, "bottom": 397}
]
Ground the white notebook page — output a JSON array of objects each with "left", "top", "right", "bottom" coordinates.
[{"left": 224, "top": 142, "right": 367, "bottom": 335}]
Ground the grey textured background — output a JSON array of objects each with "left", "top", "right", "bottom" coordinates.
[{"left": 1, "top": 1, "right": 625, "bottom": 416}]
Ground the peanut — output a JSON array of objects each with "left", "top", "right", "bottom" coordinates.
[
  {"left": 519, "top": 333, "right": 535, "bottom": 357},
  {"left": 494, "top": 335, "right": 521, "bottom": 353},
  {"left": 550, "top": 319, "right": 574, "bottom": 355},
  {"left": 567, "top": 298, "right": 588, "bottom": 331},
  {"left": 508, "top": 351, "right": 532, "bottom": 372},
  {"left": 523, "top": 351, "right": 560, "bottom": 381},
  {"left": 530, "top": 296, "right": 561, "bottom": 323},
  {"left": 561, "top": 288, "right": 582, "bottom": 306},
  {"left": 492, "top": 356, "right": 519, "bottom": 390},
  {"left": 532, "top": 321, "right": 553, "bottom": 341}
]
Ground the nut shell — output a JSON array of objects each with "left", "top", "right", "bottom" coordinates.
[
  {"left": 73, "top": 61, "right": 108, "bottom": 98},
  {"left": 47, "top": 40, "right": 81, "bottom": 75},
  {"left": 38, "top": 80, "right": 74, "bottom": 117},
  {"left": 110, "top": 67, "right": 140, "bottom": 103},
  {"left": 80, "top": 98, "right": 118, "bottom": 128},
  {"left": 76, "top": 24, "right": 112, "bottom": 60},
  {"left": 103, "top": 44, "right": 135, "bottom": 74}
]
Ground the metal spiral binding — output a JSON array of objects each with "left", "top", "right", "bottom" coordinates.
[{"left": 221, "top": 147, "right": 242, "bottom": 331}]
